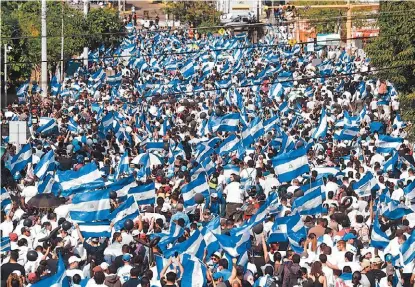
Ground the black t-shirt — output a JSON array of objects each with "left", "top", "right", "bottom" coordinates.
[
  {"left": 122, "top": 278, "right": 141, "bottom": 287},
  {"left": 366, "top": 269, "right": 386, "bottom": 287},
  {"left": 83, "top": 241, "right": 107, "bottom": 265},
  {"left": 1, "top": 262, "right": 25, "bottom": 287}
]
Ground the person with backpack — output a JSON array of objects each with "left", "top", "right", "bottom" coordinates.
[
  {"left": 353, "top": 215, "right": 370, "bottom": 248},
  {"left": 282, "top": 253, "right": 301, "bottom": 287}
]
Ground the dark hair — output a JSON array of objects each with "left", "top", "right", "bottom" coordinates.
[
  {"left": 352, "top": 271, "right": 362, "bottom": 287},
  {"left": 122, "top": 244, "right": 130, "bottom": 253},
  {"left": 292, "top": 254, "right": 301, "bottom": 264},
  {"left": 108, "top": 264, "right": 117, "bottom": 275},
  {"left": 355, "top": 215, "right": 364, "bottom": 223},
  {"left": 10, "top": 250, "right": 19, "bottom": 261},
  {"left": 94, "top": 271, "right": 105, "bottom": 284},
  {"left": 130, "top": 267, "right": 140, "bottom": 278},
  {"left": 345, "top": 252, "right": 354, "bottom": 262},
  {"left": 310, "top": 261, "right": 323, "bottom": 277},
  {"left": 140, "top": 276, "right": 150, "bottom": 287},
  {"left": 343, "top": 266, "right": 352, "bottom": 273},
  {"left": 319, "top": 254, "right": 327, "bottom": 263},
  {"left": 265, "top": 266, "right": 273, "bottom": 276},
  {"left": 273, "top": 252, "right": 282, "bottom": 262},
  {"left": 218, "top": 258, "right": 228, "bottom": 269},
  {"left": 166, "top": 271, "right": 176, "bottom": 282},
  {"left": 72, "top": 274, "right": 81, "bottom": 284}
]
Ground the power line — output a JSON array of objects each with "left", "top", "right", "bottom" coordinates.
[
  {"left": 128, "top": 63, "right": 415, "bottom": 98},
  {"left": 5, "top": 32, "right": 414, "bottom": 65},
  {"left": 2, "top": 9, "right": 415, "bottom": 40}
]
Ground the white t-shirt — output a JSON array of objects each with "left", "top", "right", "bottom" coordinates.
[
  {"left": 117, "top": 264, "right": 133, "bottom": 284},
  {"left": 223, "top": 182, "right": 246, "bottom": 204}
]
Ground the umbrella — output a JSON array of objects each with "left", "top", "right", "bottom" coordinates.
[
  {"left": 27, "top": 193, "right": 65, "bottom": 209},
  {"left": 131, "top": 153, "right": 162, "bottom": 167}
]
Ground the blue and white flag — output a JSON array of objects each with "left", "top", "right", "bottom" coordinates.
[
  {"left": 181, "top": 173, "right": 209, "bottom": 207},
  {"left": 10, "top": 143, "right": 32, "bottom": 175},
  {"left": 67, "top": 117, "right": 80, "bottom": 133},
  {"left": 181, "top": 254, "right": 208, "bottom": 287},
  {"left": 1, "top": 237, "right": 11, "bottom": 252},
  {"left": 104, "top": 176, "right": 137, "bottom": 198},
  {"left": 292, "top": 186, "right": 323, "bottom": 215},
  {"left": 51, "top": 76, "right": 61, "bottom": 96},
  {"left": 217, "top": 134, "right": 240, "bottom": 156},
  {"left": 271, "top": 148, "right": 309, "bottom": 183},
  {"left": 164, "top": 229, "right": 206, "bottom": 259},
  {"left": 37, "top": 117, "right": 58, "bottom": 135},
  {"left": 286, "top": 213, "right": 307, "bottom": 253},
  {"left": 78, "top": 222, "right": 111, "bottom": 239},
  {"left": 107, "top": 72, "right": 122, "bottom": 87},
  {"left": 1, "top": 188, "right": 11, "bottom": 210},
  {"left": 376, "top": 135, "right": 403, "bottom": 154},
  {"left": 34, "top": 149, "right": 55, "bottom": 180},
  {"left": 128, "top": 182, "right": 156, "bottom": 206},
  {"left": 16, "top": 81, "right": 29, "bottom": 103},
  {"left": 110, "top": 196, "right": 139, "bottom": 231},
  {"left": 352, "top": 171, "right": 379, "bottom": 197},
  {"left": 263, "top": 115, "right": 279, "bottom": 133},
  {"left": 371, "top": 216, "right": 389, "bottom": 250},
  {"left": 209, "top": 113, "right": 240, "bottom": 133},
  {"left": 384, "top": 151, "right": 398, "bottom": 172},
  {"left": 181, "top": 60, "right": 195, "bottom": 79},
  {"left": 56, "top": 163, "right": 104, "bottom": 196},
  {"left": 269, "top": 83, "right": 284, "bottom": 99},
  {"left": 114, "top": 151, "right": 130, "bottom": 179},
  {"left": 404, "top": 180, "right": 415, "bottom": 201},
  {"left": 214, "top": 231, "right": 251, "bottom": 258},
  {"left": 37, "top": 174, "right": 57, "bottom": 194},
  {"left": 32, "top": 255, "right": 69, "bottom": 287},
  {"left": 312, "top": 108, "right": 327, "bottom": 139},
  {"left": 69, "top": 188, "right": 111, "bottom": 222},
  {"left": 145, "top": 141, "right": 165, "bottom": 152},
  {"left": 393, "top": 114, "right": 406, "bottom": 129},
  {"left": 400, "top": 230, "right": 415, "bottom": 266},
  {"left": 334, "top": 125, "right": 359, "bottom": 141},
  {"left": 382, "top": 200, "right": 413, "bottom": 220}
]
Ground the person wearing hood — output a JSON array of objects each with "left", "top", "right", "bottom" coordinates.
[{"left": 104, "top": 264, "right": 122, "bottom": 287}]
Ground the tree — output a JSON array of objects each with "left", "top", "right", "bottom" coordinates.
[
  {"left": 0, "top": 2, "right": 123, "bottom": 87},
  {"left": 13, "top": 1, "right": 87, "bottom": 73},
  {"left": 0, "top": 2, "right": 33, "bottom": 84},
  {"left": 86, "top": 7, "right": 124, "bottom": 49},
  {"left": 365, "top": 2, "right": 415, "bottom": 93},
  {"left": 164, "top": 1, "right": 221, "bottom": 28}
]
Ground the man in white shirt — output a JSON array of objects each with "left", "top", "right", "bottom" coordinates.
[
  {"left": 117, "top": 254, "right": 133, "bottom": 284},
  {"left": 66, "top": 256, "right": 85, "bottom": 281},
  {"left": 320, "top": 254, "right": 335, "bottom": 287},
  {"left": 223, "top": 174, "right": 247, "bottom": 219}
]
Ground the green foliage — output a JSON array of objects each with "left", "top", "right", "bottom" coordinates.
[
  {"left": 366, "top": 2, "right": 415, "bottom": 93},
  {"left": 292, "top": 1, "right": 346, "bottom": 34},
  {"left": 0, "top": 1, "right": 123, "bottom": 85},
  {"left": 398, "top": 93, "right": 415, "bottom": 141},
  {"left": 164, "top": 1, "right": 220, "bottom": 28},
  {"left": 1, "top": 1, "right": 32, "bottom": 82},
  {"left": 86, "top": 7, "right": 124, "bottom": 48}
]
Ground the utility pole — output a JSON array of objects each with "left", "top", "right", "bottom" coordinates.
[
  {"left": 41, "top": 0, "right": 48, "bottom": 97},
  {"left": 118, "top": 0, "right": 122, "bottom": 13},
  {"left": 60, "top": 0, "right": 64, "bottom": 82},
  {"left": 346, "top": 0, "right": 352, "bottom": 51},
  {"left": 83, "top": 0, "right": 89, "bottom": 67},
  {"left": 4, "top": 45, "right": 8, "bottom": 107}
]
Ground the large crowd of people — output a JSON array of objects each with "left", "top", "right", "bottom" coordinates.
[{"left": 1, "top": 19, "right": 414, "bottom": 287}]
